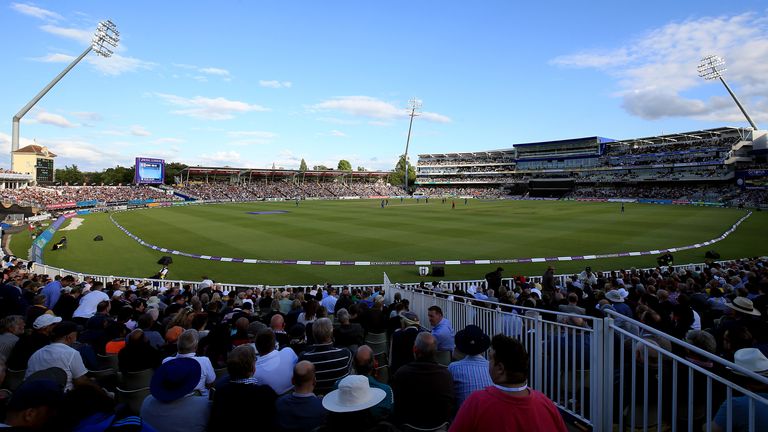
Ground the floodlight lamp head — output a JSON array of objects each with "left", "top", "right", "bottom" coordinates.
[
  {"left": 408, "top": 97, "right": 423, "bottom": 111},
  {"left": 698, "top": 54, "right": 726, "bottom": 81},
  {"left": 92, "top": 19, "right": 119, "bottom": 58}
]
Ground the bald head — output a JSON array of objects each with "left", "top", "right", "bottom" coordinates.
[
  {"left": 354, "top": 345, "right": 375, "bottom": 376},
  {"left": 270, "top": 314, "right": 285, "bottom": 331},
  {"left": 292, "top": 360, "right": 316, "bottom": 393},
  {"left": 414, "top": 332, "right": 437, "bottom": 361},
  {"left": 127, "top": 329, "right": 145, "bottom": 345},
  {"left": 235, "top": 317, "right": 250, "bottom": 332}
]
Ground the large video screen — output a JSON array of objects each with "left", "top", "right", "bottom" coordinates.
[{"left": 134, "top": 157, "right": 165, "bottom": 184}]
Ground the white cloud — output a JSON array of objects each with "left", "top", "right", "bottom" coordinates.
[
  {"left": 70, "top": 111, "right": 103, "bottom": 122},
  {"left": 39, "top": 24, "right": 92, "bottom": 44},
  {"left": 172, "top": 63, "right": 232, "bottom": 81},
  {"left": 329, "top": 130, "right": 346, "bottom": 137},
  {"left": 200, "top": 67, "right": 230, "bottom": 77},
  {"left": 0, "top": 132, "right": 35, "bottom": 154},
  {"left": 310, "top": 96, "right": 451, "bottom": 123},
  {"left": 259, "top": 80, "right": 292, "bottom": 88},
  {"left": 130, "top": 125, "right": 151, "bottom": 137},
  {"left": 551, "top": 12, "right": 768, "bottom": 122},
  {"left": 30, "top": 52, "right": 76, "bottom": 63},
  {"left": 155, "top": 93, "right": 270, "bottom": 120},
  {"left": 227, "top": 131, "right": 278, "bottom": 138},
  {"left": 86, "top": 54, "right": 155, "bottom": 76},
  {"left": 24, "top": 111, "right": 77, "bottom": 128},
  {"left": 153, "top": 137, "right": 186, "bottom": 144},
  {"left": 45, "top": 138, "right": 128, "bottom": 169},
  {"left": 197, "top": 150, "right": 243, "bottom": 166},
  {"left": 11, "top": 3, "right": 62, "bottom": 21},
  {"left": 317, "top": 117, "right": 359, "bottom": 125}
]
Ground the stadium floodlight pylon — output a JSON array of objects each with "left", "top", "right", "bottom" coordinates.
[
  {"left": 697, "top": 54, "right": 758, "bottom": 130},
  {"left": 11, "top": 20, "right": 120, "bottom": 157},
  {"left": 402, "top": 98, "right": 422, "bottom": 193}
]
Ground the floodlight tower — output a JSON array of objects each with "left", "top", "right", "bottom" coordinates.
[
  {"left": 11, "top": 20, "right": 119, "bottom": 157},
  {"left": 402, "top": 98, "right": 422, "bottom": 193},
  {"left": 697, "top": 54, "right": 758, "bottom": 130}
]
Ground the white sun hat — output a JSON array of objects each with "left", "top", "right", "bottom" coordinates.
[{"left": 321, "top": 375, "right": 386, "bottom": 413}]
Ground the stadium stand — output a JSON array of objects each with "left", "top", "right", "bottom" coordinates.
[{"left": 1, "top": 256, "right": 766, "bottom": 430}]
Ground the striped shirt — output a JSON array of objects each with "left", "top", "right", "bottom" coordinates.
[
  {"left": 298, "top": 343, "right": 352, "bottom": 395},
  {"left": 448, "top": 355, "right": 493, "bottom": 407}
]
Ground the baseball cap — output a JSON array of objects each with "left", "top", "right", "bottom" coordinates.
[{"left": 33, "top": 314, "right": 62, "bottom": 330}]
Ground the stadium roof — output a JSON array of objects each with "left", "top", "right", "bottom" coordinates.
[
  {"left": 179, "top": 166, "right": 390, "bottom": 178},
  {"left": 609, "top": 126, "right": 746, "bottom": 147},
  {"left": 417, "top": 150, "right": 513, "bottom": 158},
  {"left": 13, "top": 144, "right": 56, "bottom": 157}
]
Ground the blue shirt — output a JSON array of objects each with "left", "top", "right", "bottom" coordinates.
[
  {"left": 320, "top": 295, "right": 338, "bottom": 314},
  {"left": 41, "top": 280, "right": 63, "bottom": 309},
  {"left": 275, "top": 392, "right": 327, "bottom": 432},
  {"left": 431, "top": 318, "right": 455, "bottom": 351},
  {"left": 714, "top": 393, "right": 768, "bottom": 431},
  {"left": 448, "top": 355, "right": 493, "bottom": 407}
]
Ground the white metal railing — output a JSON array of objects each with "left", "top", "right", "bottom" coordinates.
[
  {"left": 386, "top": 285, "right": 768, "bottom": 431},
  {"left": 387, "top": 284, "right": 602, "bottom": 428},
  {"left": 602, "top": 309, "right": 768, "bottom": 432}
]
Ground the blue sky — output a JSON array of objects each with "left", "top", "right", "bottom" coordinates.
[{"left": 1, "top": 1, "right": 767, "bottom": 172}]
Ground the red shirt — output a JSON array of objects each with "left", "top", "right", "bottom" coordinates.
[{"left": 449, "top": 387, "right": 567, "bottom": 432}]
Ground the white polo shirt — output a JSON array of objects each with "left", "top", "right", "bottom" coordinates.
[
  {"left": 73, "top": 290, "right": 110, "bottom": 319},
  {"left": 25, "top": 342, "right": 87, "bottom": 391},
  {"left": 254, "top": 347, "right": 298, "bottom": 394},
  {"left": 162, "top": 353, "right": 216, "bottom": 397}
]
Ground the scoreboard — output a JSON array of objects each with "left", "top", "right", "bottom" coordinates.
[{"left": 134, "top": 157, "right": 165, "bottom": 184}]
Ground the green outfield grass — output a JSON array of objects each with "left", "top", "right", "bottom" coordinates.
[{"left": 18, "top": 199, "right": 768, "bottom": 285}]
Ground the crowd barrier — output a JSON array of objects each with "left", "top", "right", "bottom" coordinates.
[{"left": 387, "top": 285, "right": 768, "bottom": 432}]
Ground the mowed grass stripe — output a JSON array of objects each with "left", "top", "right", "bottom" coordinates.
[
  {"left": 30, "top": 200, "right": 764, "bottom": 285},
  {"left": 112, "top": 200, "right": 745, "bottom": 261}
]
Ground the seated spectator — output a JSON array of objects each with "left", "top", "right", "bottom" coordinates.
[
  {"left": 141, "top": 358, "right": 211, "bottom": 432},
  {"left": 72, "top": 282, "right": 110, "bottom": 324},
  {"left": 52, "top": 285, "right": 82, "bottom": 321},
  {"left": 298, "top": 318, "right": 352, "bottom": 395},
  {"left": 448, "top": 325, "right": 493, "bottom": 408},
  {"left": 162, "top": 329, "right": 216, "bottom": 397},
  {"left": 390, "top": 311, "right": 425, "bottom": 374},
  {"left": 0, "top": 378, "right": 63, "bottom": 430},
  {"left": 0, "top": 315, "right": 24, "bottom": 362},
  {"left": 270, "top": 314, "right": 291, "bottom": 349},
  {"left": 209, "top": 345, "right": 278, "bottom": 432},
  {"left": 275, "top": 360, "right": 327, "bottom": 432},
  {"left": 333, "top": 309, "right": 364, "bottom": 350},
  {"left": 449, "top": 334, "right": 567, "bottom": 431},
  {"left": 287, "top": 323, "right": 307, "bottom": 357},
  {"left": 318, "top": 375, "right": 388, "bottom": 432},
  {"left": 137, "top": 313, "right": 165, "bottom": 349},
  {"left": 255, "top": 328, "right": 298, "bottom": 395},
  {"left": 118, "top": 329, "right": 162, "bottom": 373},
  {"left": 428, "top": 305, "right": 455, "bottom": 353},
  {"left": 25, "top": 321, "right": 89, "bottom": 391},
  {"left": 712, "top": 348, "right": 768, "bottom": 431},
  {"left": 60, "top": 381, "right": 155, "bottom": 431},
  {"left": 392, "top": 332, "right": 454, "bottom": 429},
  {"left": 350, "top": 345, "right": 393, "bottom": 421},
  {"left": 7, "top": 314, "right": 60, "bottom": 370},
  {"left": 25, "top": 294, "right": 51, "bottom": 330}
]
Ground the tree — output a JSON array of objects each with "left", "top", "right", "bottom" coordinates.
[
  {"left": 299, "top": 158, "right": 308, "bottom": 172},
  {"left": 337, "top": 159, "right": 352, "bottom": 171},
  {"left": 55, "top": 165, "right": 85, "bottom": 185},
  {"left": 388, "top": 154, "right": 416, "bottom": 187},
  {"left": 313, "top": 165, "right": 331, "bottom": 171},
  {"left": 357, "top": 166, "right": 367, "bottom": 172},
  {"left": 101, "top": 165, "right": 134, "bottom": 185},
  {"left": 165, "top": 162, "right": 188, "bottom": 184}
]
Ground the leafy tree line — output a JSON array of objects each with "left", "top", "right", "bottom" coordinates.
[{"left": 54, "top": 162, "right": 188, "bottom": 185}]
